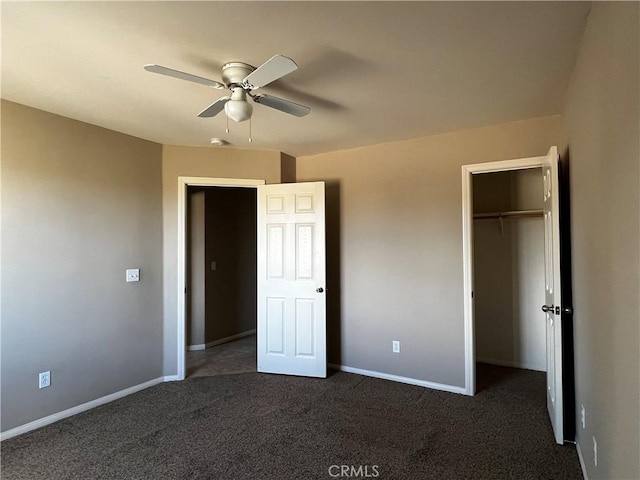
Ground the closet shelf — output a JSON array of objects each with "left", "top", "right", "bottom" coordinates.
[{"left": 473, "top": 209, "right": 543, "bottom": 220}]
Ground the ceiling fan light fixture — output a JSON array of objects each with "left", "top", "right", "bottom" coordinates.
[
  {"left": 224, "top": 99, "right": 253, "bottom": 123},
  {"left": 224, "top": 87, "right": 253, "bottom": 122}
]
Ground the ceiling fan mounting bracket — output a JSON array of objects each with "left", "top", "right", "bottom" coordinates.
[{"left": 221, "top": 62, "right": 255, "bottom": 89}]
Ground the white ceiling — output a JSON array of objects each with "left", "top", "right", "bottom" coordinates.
[{"left": 1, "top": 1, "right": 590, "bottom": 157}]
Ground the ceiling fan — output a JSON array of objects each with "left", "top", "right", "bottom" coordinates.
[{"left": 144, "top": 54, "right": 311, "bottom": 123}]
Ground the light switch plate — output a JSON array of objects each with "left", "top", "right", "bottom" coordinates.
[{"left": 126, "top": 269, "right": 140, "bottom": 282}]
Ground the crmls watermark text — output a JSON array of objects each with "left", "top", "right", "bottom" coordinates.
[{"left": 328, "top": 465, "right": 380, "bottom": 478}]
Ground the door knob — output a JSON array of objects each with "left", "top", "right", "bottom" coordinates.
[
  {"left": 541, "top": 304, "right": 554, "bottom": 313},
  {"left": 316, "top": 287, "right": 324, "bottom": 293}
]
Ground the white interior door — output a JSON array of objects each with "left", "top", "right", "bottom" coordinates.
[
  {"left": 542, "top": 146, "right": 564, "bottom": 444},
  {"left": 257, "top": 181, "right": 326, "bottom": 378}
]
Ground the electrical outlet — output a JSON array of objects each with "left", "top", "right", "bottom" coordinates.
[
  {"left": 593, "top": 436, "right": 597, "bottom": 466},
  {"left": 392, "top": 340, "right": 400, "bottom": 353},
  {"left": 39, "top": 371, "right": 51, "bottom": 389},
  {"left": 581, "top": 405, "right": 586, "bottom": 429}
]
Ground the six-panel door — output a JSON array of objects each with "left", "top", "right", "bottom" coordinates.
[
  {"left": 257, "top": 182, "right": 326, "bottom": 378},
  {"left": 543, "top": 147, "right": 564, "bottom": 444}
]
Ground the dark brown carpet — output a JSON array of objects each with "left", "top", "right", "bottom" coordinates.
[{"left": 1, "top": 365, "right": 582, "bottom": 479}]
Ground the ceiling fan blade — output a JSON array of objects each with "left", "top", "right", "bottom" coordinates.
[
  {"left": 197, "top": 96, "right": 230, "bottom": 117},
  {"left": 242, "top": 54, "right": 298, "bottom": 89},
  {"left": 253, "top": 94, "right": 311, "bottom": 117},
  {"left": 144, "top": 64, "right": 225, "bottom": 89}
]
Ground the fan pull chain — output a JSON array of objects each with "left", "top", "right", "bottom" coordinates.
[
  {"left": 249, "top": 117, "right": 252, "bottom": 143},
  {"left": 225, "top": 115, "right": 229, "bottom": 134}
]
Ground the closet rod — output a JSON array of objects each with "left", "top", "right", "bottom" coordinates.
[{"left": 473, "top": 209, "right": 543, "bottom": 220}]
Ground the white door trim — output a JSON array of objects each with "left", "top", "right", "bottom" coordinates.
[
  {"left": 176, "top": 176, "right": 265, "bottom": 380},
  {"left": 461, "top": 155, "right": 547, "bottom": 395}
]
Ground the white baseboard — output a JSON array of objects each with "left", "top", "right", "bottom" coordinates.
[
  {"left": 0, "top": 376, "right": 164, "bottom": 442},
  {"left": 163, "top": 375, "right": 181, "bottom": 382},
  {"left": 328, "top": 363, "right": 466, "bottom": 395},
  {"left": 188, "top": 329, "right": 256, "bottom": 351},
  {"left": 476, "top": 356, "right": 546, "bottom": 372},
  {"left": 576, "top": 439, "right": 589, "bottom": 480}
]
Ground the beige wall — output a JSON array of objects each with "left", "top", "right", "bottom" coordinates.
[
  {"left": 187, "top": 190, "right": 206, "bottom": 347},
  {"left": 280, "top": 152, "right": 296, "bottom": 183},
  {"left": 561, "top": 3, "right": 639, "bottom": 478},
  {"left": 1, "top": 101, "right": 163, "bottom": 432},
  {"left": 161, "top": 146, "right": 281, "bottom": 374},
  {"left": 297, "top": 115, "right": 561, "bottom": 387}
]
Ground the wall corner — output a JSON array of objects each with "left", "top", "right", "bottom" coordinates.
[{"left": 280, "top": 152, "right": 297, "bottom": 183}]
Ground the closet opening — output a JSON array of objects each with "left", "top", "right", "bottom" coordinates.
[
  {"left": 463, "top": 148, "right": 573, "bottom": 444},
  {"left": 185, "top": 185, "right": 258, "bottom": 378},
  {"left": 472, "top": 168, "right": 546, "bottom": 391}
]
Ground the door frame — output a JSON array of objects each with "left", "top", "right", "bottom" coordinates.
[
  {"left": 461, "top": 156, "right": 547, "bottom": 395},
  {"left": 176, "top": 176, "right": 265, "bottom": 380}
]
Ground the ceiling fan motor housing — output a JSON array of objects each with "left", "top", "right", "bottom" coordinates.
[{"left": 221, "top": 62, "right": 255, "bottom": 88}]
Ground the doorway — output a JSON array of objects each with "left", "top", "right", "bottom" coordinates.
[
  {"left": 175, "top": 177, "right": 328, "bottom": 382},
  {"left": 176, "top": 177, "right": 264, "bottom": 380},
  {"left": 471, "top": 168, "right": 545, "bottom": 387},
  {"left": 185, "top": 186, "right": 258, "bottom": 377},
  {"left": 461, "top": 147, "right": 572, "bottom": 445},
  {"left": 462, "top": 156, "right": 549, "bottom": 395}
]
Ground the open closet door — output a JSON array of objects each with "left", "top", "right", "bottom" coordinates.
[
  {"left": 257, "top": 182, "right": 326, "bottom": 378},
  {"left": 542, "top": 146, "right": 564, "bottom": 444}
]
